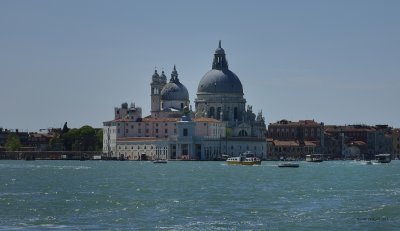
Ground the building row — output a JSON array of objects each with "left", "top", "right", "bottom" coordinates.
[
  {"left": 0, "top": 127, "right": 59, "bottom": 151},
  {"left": 267, "top": 120, "right": 400, "bottom": 160}
]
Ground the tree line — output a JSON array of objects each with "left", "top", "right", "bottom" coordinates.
[{"left": 4, "top": 123, "right": 103, "bottom": 152}]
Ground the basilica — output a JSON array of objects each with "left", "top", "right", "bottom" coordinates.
[{"left": 103, "top": 41, "right": 267, "bottom": 160}]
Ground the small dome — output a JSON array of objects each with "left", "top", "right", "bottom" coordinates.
[
  {"left": 161, "top": 65, "right": 189, "bottom": 101},
  {"left": 215, "top": 47, "right": 225, "bottom": 55},
  {"left": 152, "top": 70, "right": 159, "bottom": 78},
  {"left": 161, "top": 82, "right": 189, "bottom": 101},
  {"left": 198, "top": 69, "right": 243, "bottom": 94},
  {"left": 160, "top": 71, "right": 167, "bottom": 82}
]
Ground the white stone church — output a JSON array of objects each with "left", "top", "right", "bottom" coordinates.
[{"left": 103, "top": 42, "right": 267, "bottom": 160}]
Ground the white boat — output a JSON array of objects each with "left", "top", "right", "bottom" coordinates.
[
  {"left": 153, "top": 159, "right": 168, "bottom": 164},
  {"left": 305, "top": 154, "right": 324, "bottom": 162},
  {"left": 375, "top": 154, "right": 391, "bottom": 163},
  {"left": 226, "top": 151, "right": 261, "bottom": 166},
  {"left": 278, "top": 162, "right": 299, "bottom": 168}
]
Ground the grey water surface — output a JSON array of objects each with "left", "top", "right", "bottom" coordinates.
[{"left": 0, "top": 160, "right": 399, "bottom": 230}]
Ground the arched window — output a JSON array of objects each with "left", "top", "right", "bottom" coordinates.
[
  {"left": 234, "top": 107, "right": 238, "bottom": 120},
  {"left": 238, "top": 130, "right": 248, "bottom": 137},
  {"left": 209, "top": 107, "right": 215, "bottom": 118}
]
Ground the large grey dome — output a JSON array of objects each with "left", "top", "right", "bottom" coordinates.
[
  {"left": 198, "top": 69, "right": 243, "bottom": 94},
  {"left": 161, "top": 82, "right": 189, "bottom": 101},
  {"left": 197, "top": 41, "right": 243, "bottom": 95}
]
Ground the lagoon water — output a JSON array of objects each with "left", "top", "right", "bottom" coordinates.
[{"left": 0, "top": 160, "right": 399, "bottom": 230}]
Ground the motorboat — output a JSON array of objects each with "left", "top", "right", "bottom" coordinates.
[
  {"left": 153, "top": 159, "right": 168, "bottom": 164},
  {"left": 305, "top": 154, "right": 324, "bottom": 162},
  {"left": 226, "top": 151, "right": 261, "bottom": 166},
  {"left": 375, "top": 154, "right": 391, "bottom": 163},
  {"left": 278, "top": 162, "right": 299, "bottom": 168}
]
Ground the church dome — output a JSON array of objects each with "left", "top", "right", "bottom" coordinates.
[
  {"left": 198, "top": 69, "right": 243, "bottom": 94},
  {"left": 197, "top": 41, "right": 243, "bottom": 95},
  {"left": 161, "top": 82, "right": 189, "bottom": 101},
  {"left": 160, "top": 65, "right": 189, "bottom": 101}
]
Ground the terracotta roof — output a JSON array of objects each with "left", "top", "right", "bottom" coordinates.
[
  {"left": 271, "top": 140, "right": 318, "bottom": 147},
  {"left": 350, "top": 141, "right": 367, "bottom": 146},
  {"left": 273, "top": 140, "right": 299, "bottom": 146},
  {"left": 142, "top": 117, "right": 180, "bottom": 122},
  {"left": 304, "top": 141, "right": 318, "bottom": 147},
  {"left": 193, "top": 117, "right": 221, "bottom": 123},
  {"left": 270, "top": 119, "right": 322, "bottom": 127}
]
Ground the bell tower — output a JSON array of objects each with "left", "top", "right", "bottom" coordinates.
[{"left": 150, "top": 69, "right": 166, "bottom": 118}]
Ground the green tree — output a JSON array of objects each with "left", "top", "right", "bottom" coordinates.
[
  {"left": 5, "top": 133, "right": 21, "bottom": 151},
  {"left": 60, "top": 125, "right": 102, "bottom": 151},
  {"left": 95, "top": 128, "right": 103, "bottom": 151},
  {"left": 62, "top": 128, "right": 79, "bottom": 151},
  {"left": 78, "top": 125, "right": 96, "bottom": 151}
]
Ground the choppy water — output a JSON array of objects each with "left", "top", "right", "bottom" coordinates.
[{"left": 0, "top": 160, "right": 399, "bottom": 230}]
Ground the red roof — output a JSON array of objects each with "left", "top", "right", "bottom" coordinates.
[{"left": 193, "top": 117, "right": 221, "bottom": 123}]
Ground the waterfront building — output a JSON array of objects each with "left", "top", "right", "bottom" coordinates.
[
  {"left": 103, "top": 42, "right": 267, "bottom": 160},
  {"left": 266, "top": 119, "right": 324, "bottom": 160},
  {"left": 324, "top": 124, "right": 393, "bottom": 159},
  {"left": 391, "top": 129, "right": 400, "bottom": 159},
  {"left": 0, "top": 128, "right": 29, "bottom": 147}
]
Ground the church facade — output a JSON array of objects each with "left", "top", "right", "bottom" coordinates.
[{"left": 103, "top": 42, "right": 267, "bottom": 160}]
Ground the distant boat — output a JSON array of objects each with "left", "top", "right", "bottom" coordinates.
[
  {"left": 278, "top": 162, "right": 299, "bottom": 168},
  {"left": 305, "top": 154, "right": 324, "bottom": 162},
  {"left": 226, "top": 151, "right": 261, "bottom": 166},
  {"left": 375, "top": 154, "right": 391, "bottom": 163},
  {"left": 364, "top": 160, "right": 372, "bottom": 165},
  {"left": 153, "top": 159, "right": 168, "bottom": 164}
]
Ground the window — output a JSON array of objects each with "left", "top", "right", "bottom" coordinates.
[
  {"left": 183, "top": 128, "right": 188, "bottom": 136},
  {"left": 131, "top": 125, "right": 134, "bottom": 129},
  {"left": 181, "top": 103, "right": 184, "bottom": 109},
  {"left": 146, "top": 129, "right": 149, "bottom": 133},
  {"left": 209, "top": 107, "right": 215, "bottom": 118},
  {"left": 238, "top": 130, "right": 248, "bottom": 137},
  {"left": 156, "top": 129, "right": 158, "bottom": 133},
  {"left": 234, "top": 107, "right": 238, "bottom": 120},
  {"left": 165, "top": 129, "right": 168, "bottom": 134},
  {"left": 217, "top": 107, "right": 221, "bottom": 120}
]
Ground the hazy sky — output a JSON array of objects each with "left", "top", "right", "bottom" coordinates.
[{"left": 1, "top": 0, "right": 399, "bottom": 131}]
